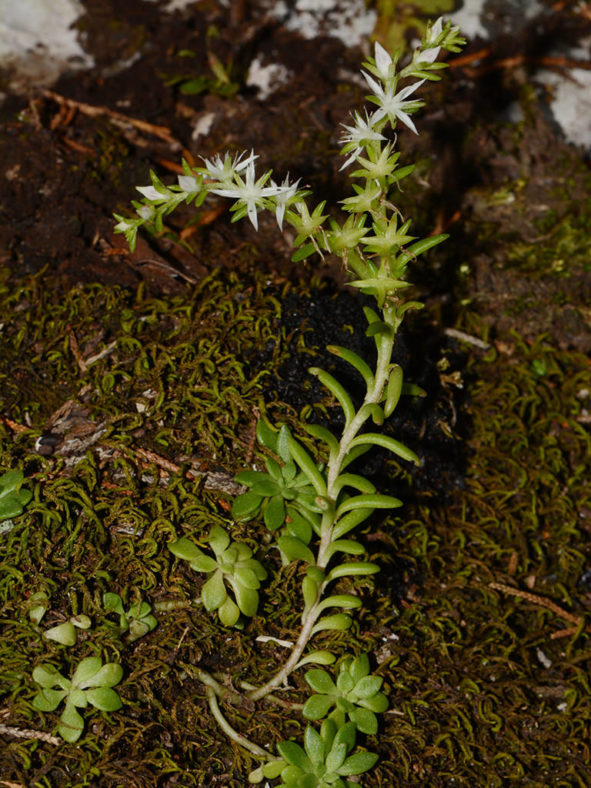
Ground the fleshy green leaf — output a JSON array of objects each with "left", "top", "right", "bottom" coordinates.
[
  {"left": 349, "top": 433, "right": 419, "bottom": 465},
  {"left": 86, "top": 687, "right": 122, "bottom": 712},
  {"left": 0, "top": 469, "right": 32, "bottom": 522},
  {"left": 265, "top": 494, "right": 286, "bottom": 530},
  {"left": 58, "top": 702, "right": 85, "bottom": 743},
  {"left": 277, "top": 535, "right": 315, "bottom": 564},
  {"left": 168, "top": 538, "right": 216, "bottom": 571},
  {"left": 277, "top": 740, "right": 311, "bottom": 770},
  {"left": 256, "top": 419, "right": 278, "bottom": 451},
  {"left": 230, "top": 581, "right": 259, "bottom": 617},
  {"left": 311, "top": 614, "right": 352, "bottom": 635},
  {"left": 284, "top": 432, "right": 327, "bottom": 497},
  {"left": 325, "top": 562, "right": 379, "bottom": 582},
  {"left": 44, "top": 622, "right": 77, "bottom": 646},
  {"left": 309, "top": 368, "right": 355, "bottom": 427},
  {"left": 231, "top": 491, "right": 263, "bottom": 520},
  {"left": 70, "top": 656, "right": 102, "bottom": 687},
  {"left": 324, "top": 539, "right": 365, "bottom": 558},
  {"left": 209, "top": 524, "right": 230, "bottom": 555},
  {"left": 353, "top": 676, "right": 383, "bottom": 699},
  {"left": 316, "top": 594, "right": 362, "bottom": 612},
  {"left": 304, "top": 725, "right": 325, "bottom": 767},
  {"left": 295, "top": 651, "right": 336, "bottom": 669},
  {"left": 332, "top": 508, "right": 374, "bottom": 539},
  {"left": 325, "top": 741, "right": 347, "bottom": 772},
  {"left": 336, "top": 493, "right": 402, "bottom": 517},
  {"left": 32, "top": 688, "right": 67, "bottom": 712},
  {"left": 202, "top": 570, "right": 227, "bottom": 611},
  {"left": 304, "top": 424, "right": 339, "bottom": 457},
  {"left": 302, "top": 693, "right": 335, "bottom": 720},
  {"left": 327, "top": 345, "right": 374, "bottom": 389},
  {"left": 384, "top": 364, "right": 403, "bottom": 417},
  {"left": 218, "top": 595, "right": 241, "bottom": 627},
  {"left": 350, "top": 707, "right": 378, "bottom": 735},
  {"left": 305, "top": 669, "right": 336, "bottom": 695},
  {"left": 285, "top": 507, "right": 313, "bottom": 543},
  {"left": 32, "top": 664, "right": 69, "bottom": 691},
  {"left": 338, "top": 750, "right": 379, "bottom": 776}
]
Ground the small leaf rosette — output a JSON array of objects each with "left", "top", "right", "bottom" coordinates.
[
  {"left": 302, "top": 653, "right": 388, "bottom": 735},
  {"left": 103, "top": 592, "right": 158, "bottom": 642},
  {"left": 32, "top": 656, "right": 123, "bottom": 743},
  {"left": 249, "top": 719, "right": 377, "bottom": 787},
  {"left": 232, "top": 422, "right": 322, "bottom": 546},
  {"left": 169, "top": 525, "right": 267, "bottom": 627}
]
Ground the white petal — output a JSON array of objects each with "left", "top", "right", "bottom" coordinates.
[
  {"left": 247, "top": 203, "right": 259, "bottom": 230},
  {"left": 396, "top": 110, "right": 419, "bottom": 135},
  {"left": 420, "top": 46, "right": 440, "bottom": 64},
  {"left": 374, "top": 41, "right": 392, "bottom": 79},
  {"left": 136, "top": 185, "right": 163, "bottom": 201},
  {"left": 397, "top": 80, "right": 425, "bottom": 100},
  {"left": 209, "top": 186, "right": 240, "bottom": 198},
  {"left": 362, "top": 71, "right": 383, "bottom": 95},
  {"left": 427, "top": 17, "right": 444, "bottom": 45},
  {"left": 275, "top": 203, "right": 286, "bottom": 230},
  {"left": 137, "top": 205, "right": 154, "bottom": 220},
  {"left": 177, "top": 175, "right": 200, "bottom": 192}
]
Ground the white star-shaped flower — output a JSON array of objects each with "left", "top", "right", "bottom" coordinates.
[
  {"left": 202, "top": 150, "right": 257, "bottom": 184},
  {"left": 363, "top": 74, "right": 425, "bottom": 134},
  {"left": 209, "top": 159, "right": 284, "bottom": 230},
  {"left": 269, "top": 175, "right": 300, "bottom": 230},
  {"left": 339, "top": 110, "right": 386, "bottom": 169}
]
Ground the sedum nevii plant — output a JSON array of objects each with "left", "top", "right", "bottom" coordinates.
[{"left": 115, "top": 17, "right": 464, "bottom": 785}]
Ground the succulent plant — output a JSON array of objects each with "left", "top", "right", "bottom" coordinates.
[{"left": 169, "top": 525, "right": 267, "bottom": 627}]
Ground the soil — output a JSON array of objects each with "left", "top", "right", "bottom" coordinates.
[{"left": 1, "top": 1, "right": 591, "bottom": 787}]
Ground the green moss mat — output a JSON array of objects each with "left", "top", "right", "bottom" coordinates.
[{"left": 1, "top": 269, "right": 590, "bottom": 786}]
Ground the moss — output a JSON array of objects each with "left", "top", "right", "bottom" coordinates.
[{"left": 1, "top": 264, "right": 591, "bottom": 786}]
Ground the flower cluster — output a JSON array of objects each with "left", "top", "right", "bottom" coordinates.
[{"left": 114, "top": 18, "right": 463, "bottom": 257}]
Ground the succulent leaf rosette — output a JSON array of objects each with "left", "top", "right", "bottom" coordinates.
[
  {"left": 103, "top": 592, "right": 158, "bottom": 642},
  {"left": 232, "top": 421, "right": 323, "bottom": 548},
  {"left": 32, "top": 656, "right": 123, "bottom": 743},
  {"left": 250, "top": 719, "right": 378, "bottom": 787},
  {"left": 169, "top": 525, "right": 267, "bottom": 627},
  {"left": 302, "top": 653, "right": 388, "bottom": 735}
]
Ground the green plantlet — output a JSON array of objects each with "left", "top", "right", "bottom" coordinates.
[
  {"left": 302, "top": 653, "right": 388, "bottom": 735},
  {"left": 27, "top": 591, "right": 50, "bottom": 626},
  {"left": 233, "top": 423, "right": 323, "bottom": 549},
  {"left": 249, "top": 719, "right": 378, "bottom": 787},
  {"left": 169, "top": 525, "right": 267, "bottom": 627},
  {"left": 102, "top": 592, "right": 158, "bottom": 642},
  {"left": 44, "top": 615, "right": 92, "bottom": 647},
  {"left": 32, "top": 656, "right": 123, "bottom": 743},
  {"left": 0, "top": 469, "right": 32, "bottom": 523}
]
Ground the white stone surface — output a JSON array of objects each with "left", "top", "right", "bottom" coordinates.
[
  {"left": 450, "top": 0, "right": 591, "bottom": 148},
  {"left": 246, "top": 56, "right": 290, "bottom": 100},
  {"left": 271, "top": 0, "right": 376, "bottom": 47},
  {"left": 0, "top": 0, "right": 91, "bottom": 86}
]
